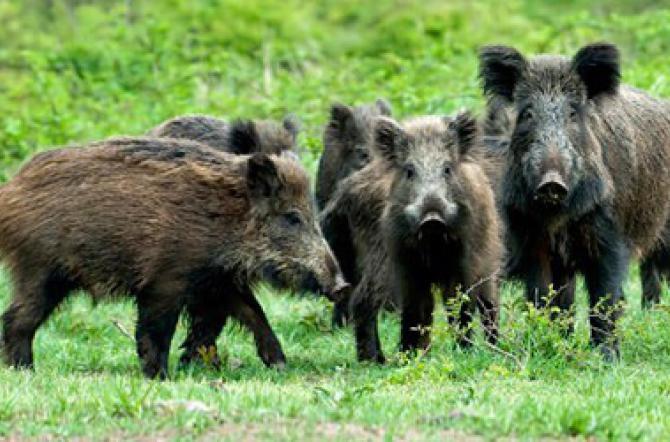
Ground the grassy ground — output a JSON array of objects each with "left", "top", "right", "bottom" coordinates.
[{"left": 2, "top": 0, "right": 670, "bottom": 440}]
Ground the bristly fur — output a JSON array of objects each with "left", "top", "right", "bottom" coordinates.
[
  {"left": 326, "top": 113, "right": 502, "bottom": 363},
  {"left": 479, "top": 42, "right": 670, "bottom": 358},
  {"left": 316, "top": 99, "right": 393, "bottom": 327},
  {"left": 0, "top": 136, "right": 343, "bottom": 378},
  {"left": 147, "top": 114, "right": 299, "bottom": 156}
]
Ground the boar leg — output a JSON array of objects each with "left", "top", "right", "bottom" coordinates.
[
  {"left": 399, "top": 277, "right": 434, "bottom": 353},
  {"left": 475, "top": 279, "right": 499, "bottom": 346},
  {"left": 545, "top": 258, "right": 577, "bottom": 335},
  {"left": 641, "top": 258, "right": 662, "bottom": 309},
  {"left": 2, "top": 268, "right": 73, "bottom": 369},
  {"left": 231, "top": 288, "right": 286, "bottom": 368},
  {"left": 321, "top": 204, "right": 358, "bottom": 328},
  {"left": 351, "top": 284, "right": 384, "bottom": 363},
  {"left": 179, "top": 296, "right": 229, "bottom": 368},
  {"left": 135, "top": 283, "right": 182, "bottom": 379},
  {"left": 524, "top": 241, "right": 553, "bottom": 309},
  {"left": 583, "top": 230, "right": 629, "bottom": 361}
]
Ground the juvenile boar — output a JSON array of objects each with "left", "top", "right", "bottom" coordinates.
[
  {"left": 320, "top": 156, "right": 395, "bottom": 361},
  {"left": 316, "top": 99, "right": 393, "bottom": 210},
  {"left": 316, "top": 99, "right": 392, "bottom": 326},
  {"left": 0, "top": 137, "right": 347, "bottom": 378},
  {"left": 479, "top": 43, "right": 670, "bottom": 357},
  {"left": 148, "top": 114, "right": 300, "bottom": 157},
  {"left": 350, "top": 112, "right": 502, "bottom": 362}
]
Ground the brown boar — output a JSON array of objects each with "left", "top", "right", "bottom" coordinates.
[
  {"left": 344, "top": 112, "right": 502, "bottom": 362},
  {"left": 148, "top": 114, "right": 300, "bottom": 157},
  {"left": 316, "top": 99, "right": 393, "bottom": 210},
  {"left": 320, "top": 156, "right": 395, "bottom": 361},
  {"left": 0, "top": 137, "right": 347, "bottom": 378},
  {"left": 316, "top": 99, "right": 392, "bottom": 326},
  {"left": 479, "top": 43, "right": 670, "bottom": 358}
]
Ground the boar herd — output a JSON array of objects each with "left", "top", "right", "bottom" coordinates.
[{"left": 2, "top": 43, "right": 670, "bottom": 378}]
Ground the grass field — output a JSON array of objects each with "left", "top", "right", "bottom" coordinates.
[{"left": 3, "top": 0, "right": 670, "bottom": 440}]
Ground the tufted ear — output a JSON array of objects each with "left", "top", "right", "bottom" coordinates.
[
  {"left": 449, "top": 110, "right": 478, "bottom": 157},
  {"left": 375, "top": 98, "right": 393, "bottom": 116},
  {"left": 372, "top": 116, "right": 409, "bottom": 165},
  {"left": 282, "top": 114, "right": 301, "bottom": 142},
  {"left": 229, "top": 120, "right": 261, "bottom": 154},
  {"left": 479, "top": 45, "right": 527, "bottom": 101},
  {"left": 572, "top": 43, "right": 621, "bottom": 99},
  {"left": 247, "top": 153, "right": 282, "bottom": 199}
]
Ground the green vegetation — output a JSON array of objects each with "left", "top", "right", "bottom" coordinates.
[{"left": 2, "top": 0, "right": 670, "bottom": 439}]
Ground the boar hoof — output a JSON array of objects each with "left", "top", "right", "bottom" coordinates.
[
  {"left": 259, "top": 346, "right": 287, "bottom": 369},
  {"left": 598, "top": 343, "right": 620, "bottom": 363}
]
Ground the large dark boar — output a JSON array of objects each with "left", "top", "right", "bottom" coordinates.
[
  {"left": 348, "top": 112, "right": 502, "bottom": 362},
  {"left": 316, "top": 99, "right": 392, "bottom": 326},
  {"left": 479, "top": 43, "right": 670, "bottom": 357},
  {"left": 0, "top": 138, "right": 347, "bottom": 378},
  {"left": 148, "top": 114, "right": 300, "bottom": 156}
]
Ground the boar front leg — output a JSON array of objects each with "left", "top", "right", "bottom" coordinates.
[
  {"left": 582, "top": 221, "right": 629, "bottom": 361},
  {"left": 231, "top": 287, "right": 286, "bottom": 368},
  {"left": 399, "top": 274, "right": 434, "bottom": 354},
  {"left": 135, "top": 287, "right": 182, "bottom": 379}
]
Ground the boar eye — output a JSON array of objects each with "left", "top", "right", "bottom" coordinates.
[
  {"left": 568, "top": 104, "right": 580, "bottom": 121},
  {"left": 282, "top": 211, "right": 303, "bottom": 227},
  {"left": 443, "top": 165, "right": 452, "bottom": 177},
  {"left": 403, "top": 163, "right": 415, "bottom": 180},
  {"left": 519, "top": 106, "right": 534, "bottom": 122},
  {"left": 356, "top": 148, "right": 370, "bottom": 163}
]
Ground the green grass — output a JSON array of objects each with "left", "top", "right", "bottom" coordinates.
[{"left": 3, "top": 0, "right": 670, "bottom": 440}]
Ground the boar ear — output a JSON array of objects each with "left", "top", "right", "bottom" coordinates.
[
  {"left": 247, "top": 154, "right": 282, "bottom": 198},
  {"left": 572, "top": 43, "right": 620, "bottom": 99},
  {"left": 375, "top": 98, "right": 393, "bottom": 116},
  {"left": 479, "top": 45, "right": 527, "bottom": 101},
  {"left": 373, "top": 116, "right": 408, "bottom": 165},
  {"left": 282, "top": 114, "right": 301, "bottom": 142},
  {"left": 449, "top": 111, "right": 478, "bottom": 156},
  {"left": 328, "top": 103, "right": 355, "bottom": 139},
  {"left": 229, "top": 120, "right": 261, "bottom": 154}
]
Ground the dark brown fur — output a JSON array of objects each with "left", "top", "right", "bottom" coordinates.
[
  {"left": 316, "top": 99, "right": 392, "bottom": 326},
  {"left": 148, "top": 115, "right": 300, "bottom": 157},
  {"left": 326, "top": 113, "right": 502, "bottom": 362},
  {"left": 0, "top": 137, "right": 346, "bottom": 378},
  {"left": 316, "top": 99, "right": 392, "bottom": 210},
  {"left": 480, "top": 43, "right": 670, "bottom": 357}
]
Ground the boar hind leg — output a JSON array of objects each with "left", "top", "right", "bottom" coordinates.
[
  {"left": 2, "top": 268, "right": 73, "bottom": 369},
  {"left": 231, "top": 288, "right": 285, "bottom": 368},
  {"left": 641, "top": 258, "right": 662, "bottom": 309},
  {"left": 135, "top": 283, "right": 183, "bottom": 379},
  {"left": 475, "top": 279, "right": 499, "bottom": 346},
  {"left": 179, "top": 297, "right": 229, "bottom": 369}
]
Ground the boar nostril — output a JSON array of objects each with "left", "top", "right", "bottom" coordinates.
[
  {"left": 418, "top": 211, "right": 448, "bottom": 241},
  {"left": 419, "top": 211, "right": 447, "bottom": 230},
  {"left": 535, "top": 171, "right": 568, "bottom": 203}
]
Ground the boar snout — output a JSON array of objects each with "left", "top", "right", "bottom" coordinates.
[
  {"left": 329, "top": 273, "right": 351, "bottom": 303},
  {"left": 535, "top": 170, "right": 568, "bottom": 205}
]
